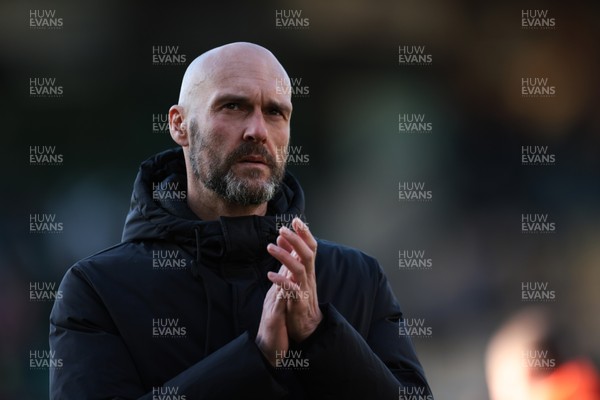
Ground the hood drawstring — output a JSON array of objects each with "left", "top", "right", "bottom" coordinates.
[{"left": 192, "top": 226, "right": 213, "bottom": 357}]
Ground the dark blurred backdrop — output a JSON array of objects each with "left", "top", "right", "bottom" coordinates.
[{"left": 1, "top": 0, "right": 599, "bottom": 398}]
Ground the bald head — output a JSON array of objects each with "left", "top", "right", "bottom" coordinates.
[
  {"left": 168, "top": 42, "right": 293, "bottom": 219},
  {"left": 178, "top": 42, "right": 291, "bottom": 110}
]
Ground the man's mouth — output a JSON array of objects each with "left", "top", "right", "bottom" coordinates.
[{"left": 238, "top": 155, "right": 269, "bottom": 165}]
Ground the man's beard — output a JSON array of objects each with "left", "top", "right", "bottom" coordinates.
[{"left": 188, "top": 121, "right": 286, "bottom": 206}]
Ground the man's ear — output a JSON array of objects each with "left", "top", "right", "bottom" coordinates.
[{"left": 169, "top": 105, "right": 189, "bottom": 147}]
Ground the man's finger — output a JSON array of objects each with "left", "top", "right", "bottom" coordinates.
[
  {"left": 276, "top": 235, "right": 295, "bottom": 256},
  {"left": 267, "top": 243, "right": 307, "bottom": 280},
  {"left": 278, "top": 226, "right": 314, "bottom": 267},
  {"left": 267, "top": 273, "right": 306, "bottom": 304},
  {"left": 292, "top": 218, "right": 318, "bottom": 253},
  {"left": 267, "top": 271, "right": 301, "bottom": 290}
]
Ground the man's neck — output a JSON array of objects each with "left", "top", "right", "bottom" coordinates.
[{"left": 186, "top": 181, "right": 267, "bottom": 221}]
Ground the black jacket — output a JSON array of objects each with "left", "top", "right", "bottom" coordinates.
[{"left": 49, "top": 148, "right": 432, "bottom": 399}]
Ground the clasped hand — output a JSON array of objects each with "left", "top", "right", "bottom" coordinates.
[{"left": 255, "top": 218, "right": 322, "bottom": 366}]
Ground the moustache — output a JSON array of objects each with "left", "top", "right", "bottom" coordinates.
[{"left": 227, "top": 142, "right": 278, "bottom": 168}]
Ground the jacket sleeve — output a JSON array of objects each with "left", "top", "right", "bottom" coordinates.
[
  {"left": 295, "top": 264, "right": 433, "bottom": 400},
  {"left": 49, "top": 266, "right": 289, "bottom": 400}
]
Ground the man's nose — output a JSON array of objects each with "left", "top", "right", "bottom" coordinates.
[{"left": 243, "top": 110, "right": 268, "bottom": 143}]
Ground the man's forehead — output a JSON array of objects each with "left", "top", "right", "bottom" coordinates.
[
  {"left": 208, "top": 62, "right": 287, "bottom": 84},
  {"left": 179, "top": 43, "right": 292, "bottom": 108},
  {"left": 205, "top": 72, "right": 292, "bottom": 104}
]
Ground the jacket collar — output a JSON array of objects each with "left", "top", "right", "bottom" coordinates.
[{"left": 121, "top": 147, "right": 306, "bottom": 267}]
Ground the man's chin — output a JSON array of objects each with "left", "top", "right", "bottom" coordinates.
[
  {"left": 221, "top": 183, "right": 276, "bottom": 206},
  {"left": 231, "top": 163, "right": 274, "bottom": 181},
  {"left": 233, "top": 161, "right": 272, "bottom": 176},
  {"left": 238, "top": 180, "right": 273, "bottom": 195},
  {"left": 219, "top": 165, "right": 283, "bottom": 203}
]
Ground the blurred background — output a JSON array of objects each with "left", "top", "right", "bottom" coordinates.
[{"left": 1, "top": 0, "right": 599, "bottom": 398}]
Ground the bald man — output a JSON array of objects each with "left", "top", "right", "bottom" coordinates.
[{"left": 50, "top": 42, "right": 431, "bottom": 400}]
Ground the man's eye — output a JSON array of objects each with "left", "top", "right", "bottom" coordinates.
[
  {"left": 224, "top": 103, "right": 240, "bottom": 110},
  {"left": 268, "top": 108, "right": 283, "bottom": 116}
]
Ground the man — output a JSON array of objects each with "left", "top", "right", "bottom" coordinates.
[{"left": 50, "top": 42, "right": 432, "bottom": 399}]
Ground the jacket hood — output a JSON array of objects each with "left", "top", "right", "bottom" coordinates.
[{"left": 121, "top": 147, "right": 305, "bottom": 266}]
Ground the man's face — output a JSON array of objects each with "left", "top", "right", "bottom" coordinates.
[{"left": 186, "top": 59, "right": 292, "bottom": 206}]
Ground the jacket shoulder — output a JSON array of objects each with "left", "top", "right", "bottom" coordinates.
[
  {"left": 315, "top": 238, "right": 383, "bottom": 278},
  {"left": 70, "top": 241, "right": 149, "bottom": 270},
  {"left": 63, "top": 241, "right": 158, "bottom": 292}
]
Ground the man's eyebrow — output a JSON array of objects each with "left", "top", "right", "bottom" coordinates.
[
  {"left": 211, "top": 93, "right": 250, "bottom": 105},
  {"left": 212, "top": 93, "right": 292, "bottom": 114},
  {"left": 266, "top": 99, "right": 292, "bottom": 114}
]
